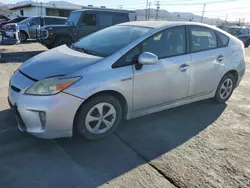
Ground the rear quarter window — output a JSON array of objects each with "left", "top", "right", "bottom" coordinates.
[
  {"left": 216, "top": 31, "right": 229, "bottom": 47},
  {"left": 45, "top": 18, "right": 66, "bottom": 25}
]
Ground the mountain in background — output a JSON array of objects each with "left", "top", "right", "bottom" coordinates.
[
  {"left": 136, "top": 8, "right": 222, "bottom": 24},
  {"left": 0, "top": 0, "right": 222, "bottom": 24},
  {"left": 46, "top": 1, "right": 77, "bottom": 6}
]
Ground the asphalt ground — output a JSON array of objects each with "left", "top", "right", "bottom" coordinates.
[{"left": 0, "top": 43, "right": 250, "bottom": 188}]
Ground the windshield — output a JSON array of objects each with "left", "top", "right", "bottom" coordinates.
[
  {"left": 73, "top": 25, "right": 151, "bottom": 57},
  {"left": 18, "top": 17, "right": 33, "bottom": 25},
  {"left": 228, "top": 27, "right": 241, "bottom": 36},
  {"left": 65, "top": 11, "right": 81, "bottom": 26}
]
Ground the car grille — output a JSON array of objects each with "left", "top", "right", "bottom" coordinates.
[
  {"left": 8, "top": 98, "right": 27, "bottom": 131},
  {"left": 37, "top": 28, "right": 48, "bottom": 39},
  {"left": 13, "top": 104, "right": 27, "bottom": 131}
]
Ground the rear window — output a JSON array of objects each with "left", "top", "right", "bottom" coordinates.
[{"left": 216, "top": 31, "right": 229, "bottom": 47}]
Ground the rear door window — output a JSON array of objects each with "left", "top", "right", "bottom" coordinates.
[
  {"left": 29, "top": 17, "right": 41, "bottom": 25},
  {"left": 80, "top": 13, "right": 96, "bottom": 26},
  {"left": 45, "top": 18, "right": 65, "bottom": 25},
  {"left": 112, "top": 14, "right": 129, "bottom": 25},
  {"left": 99, "top": 13, "right": 112, "bottom": 26},
  {"left": 189, "top": 26, "right": 217, "bottom": 53}
]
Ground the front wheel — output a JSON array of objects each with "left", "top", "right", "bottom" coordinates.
[
  {"left": 75, "top": 95, "right": 122, "bottom": 140},
  {"left": 244, "top": 39, "right": 250, "bottom": 48},
  {"left": 213, "top": 74, "right": 235, "bottom": 103},
  {"left": 19, "top": 31, "right": 28, "bottom": 42}
]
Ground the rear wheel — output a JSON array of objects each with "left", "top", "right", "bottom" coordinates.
[
  {"left": 213, "top": 74, "right": 235, "bottom": 103},
  {"left": 75, "top": 95, "right": 122, "bottom": 140},
  {"left": 53, "top": 37, "right": 72, "bottom": 48}
]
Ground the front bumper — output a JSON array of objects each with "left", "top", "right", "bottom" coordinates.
[
  {"left": 37, "top": 38, "right": 53, "bottom": 46},
  {"left": 8, "top": 71, "right": 83, "bottom": 139}
]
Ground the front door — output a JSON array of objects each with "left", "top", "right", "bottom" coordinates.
[
  {"left": 187, "top": 26, "right": 225, "bottom": 97},
  {"left": 29, "top": 17, "right": 42, "bottom": 39},
  {"left": 132, "top": 26, "right": 191, "bottom": 111},
  {"left": 77, "top": 12, "right": 99, "bottom": 40}
]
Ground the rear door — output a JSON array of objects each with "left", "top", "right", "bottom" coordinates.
[
  {"left": 77, "top": 12, "right": 99, "bottom": 40},
  {"left": 187, "top": 26, "right": 226, "bottom": 97}
]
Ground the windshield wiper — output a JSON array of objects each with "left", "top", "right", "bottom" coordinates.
[{"left": 71, "top": 45, "right": 100, "bottom": 56}]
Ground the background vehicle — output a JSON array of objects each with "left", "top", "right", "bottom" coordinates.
[
  {"left": 0, "top": 15, "right": 9, "bottom": 23},
  {"left": 37, "top": 9, "right": 136, "bottom": 49},
  {"left": 8, "top": 21, "right": 245, "bottom": 140},
  {"left": 4, "top": 16, "right": 67, "bottom": 42},
  {"left": 227, "top": 26, "right": 250, "bottom": 48},
  {"left": 0, "top": 16, "right": 28, "bottom": 29}
]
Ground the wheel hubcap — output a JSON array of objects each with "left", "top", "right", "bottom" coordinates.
[
  {"left": 220, "top": 78, "right": 233, "bottom": 99},
  {"left": 85, "top": 102, "right": 116, "bottom": 134}
]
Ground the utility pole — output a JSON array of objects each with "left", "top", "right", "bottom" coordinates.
[
  {"left": 201, "top": 3, "right": 206, "bottom": 23},
  {"left": 225, "top": 14, "right": 228, "bottom": 23},
  {"left": 148, "top": 2, "right": 151, "bottom": 20},
  {"left": 155, "top": 1, "right": 160, "bottom": 20},
  {"left": 145, "top": 0, "right": 148, "bottom": 20},
  {"left": 118, "top": 5, "right": 123, "bottom": 9}
]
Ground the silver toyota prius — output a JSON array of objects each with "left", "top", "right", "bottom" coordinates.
[{"left": 8, "top": 21, "right": 245, "bottom": 140}]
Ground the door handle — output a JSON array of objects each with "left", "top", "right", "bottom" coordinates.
[
  {"left": 178, "top": 64, "right": 190, "bottom": 72},
  {"left": 217, "top": 55, "right": 225, "bottom": 62}
]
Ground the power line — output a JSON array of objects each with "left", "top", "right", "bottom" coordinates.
[
  {"left": 155, "top": 1, "right": 160, "bottom": 20},
  {"left": 201, "top": 4, "right": 206, "bottom": 23},
  {"left": 160, "top": 0, "right": 236, "bottom": 6},
  {"left": 148, "top": 2, "right": 152, "bottom": 20}
]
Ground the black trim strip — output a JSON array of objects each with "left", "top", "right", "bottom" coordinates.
[
  {"left": 19, "top": 70, "right": 38, "bottom": 82},
  {"left": 62, "top": 92, "right": 85, "bottom": 100}
]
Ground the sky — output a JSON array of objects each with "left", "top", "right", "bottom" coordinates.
[{"left": 2, "top": 0, "right": 250, "bottom": 22}]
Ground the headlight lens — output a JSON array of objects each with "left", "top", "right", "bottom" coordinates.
[{"left": 25, "top": 76, "right": 81, "bottom": 95}]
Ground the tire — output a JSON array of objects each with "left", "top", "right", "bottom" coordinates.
[
  {"left": 244, "top": 39, "right": 250, "bottom": 48},
  {"left": 213, "top": 73, "right": 235, "bottom": 103},
  {"left": 53, "top": 36, "right": 72, "bottom": 48},
  {"left": 45, "top": 44, "right": 53, "bottom": 49},
  {"left": 75, "top": 95, "right": 122, "bottom": 140},
  {"left": 19, "top": 31, "right": 28, "bottom": 42}
]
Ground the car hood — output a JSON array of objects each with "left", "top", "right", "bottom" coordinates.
[{"left": 20, "top": 45, "right": 103, "bottom": 80}]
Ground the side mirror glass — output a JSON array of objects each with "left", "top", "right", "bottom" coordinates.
[{"left": 138, "top": 52, "right": 158, "bottom": 65}]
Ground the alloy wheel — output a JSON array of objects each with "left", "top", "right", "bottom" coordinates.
[
  {"left": 85, "top": 102, "right": 117, "bottom": 134},
  {"left": 19, "top": 32, "right": 26, "bottom": 41},
  {"left": 220, "top": 78, "right": 233, "bottom": 99}
]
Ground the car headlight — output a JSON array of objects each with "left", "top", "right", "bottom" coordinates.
[{"left": 25, "top": 76, "right": 81, "bottom": 95}]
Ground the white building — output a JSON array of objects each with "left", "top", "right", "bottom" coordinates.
[{"left": 9, "top": 3, "right": 128, "bottom": 18}]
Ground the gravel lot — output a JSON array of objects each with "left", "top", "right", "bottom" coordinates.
[{"left": 0, "top": 43, "right": 250, "bottom": 188}]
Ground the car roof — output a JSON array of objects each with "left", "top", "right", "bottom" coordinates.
[
  {"left": 119, "top": 21, "right": 218, "bottom": 29},
  {"left": 30, "top": 16, "right": 66, "bottom": 19},
  {"left": 72, "top": 9, "right": 134, "bottom": 14}
]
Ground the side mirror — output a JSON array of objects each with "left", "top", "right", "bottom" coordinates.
[{"left": 138, "top": 52, "right": 158, "bottom": 65}]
